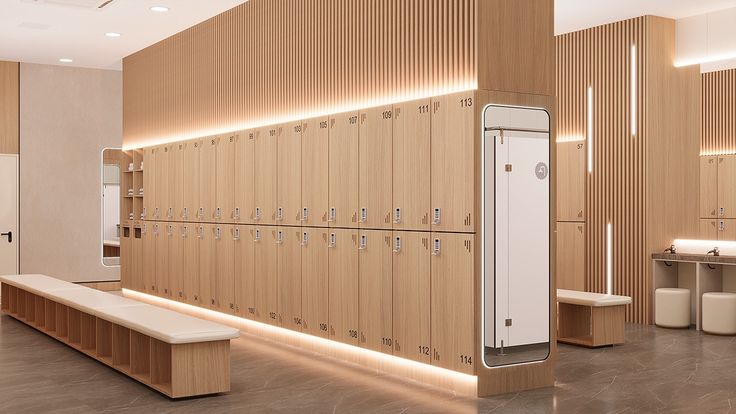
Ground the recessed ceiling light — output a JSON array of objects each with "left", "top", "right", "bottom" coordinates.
[
  {"left": 150, "top": 6, "right": 169, "bottom": 12},
  {"left": 59, "top": 58, "right": 73, "bottom": 63},
  {"left": 105, "top": 32, "right": 121, "bottom": 38}
]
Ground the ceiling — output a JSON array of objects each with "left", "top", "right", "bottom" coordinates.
[
  {"left": 4, "top": 0, "right": 736, "bottom": 70},
  {"left": 0, "top": 0, "right": 247, "bottom": 70}
]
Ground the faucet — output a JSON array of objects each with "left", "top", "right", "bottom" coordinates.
[
  {"left": 664, "top": 245, "right": 677, "bottom": 254},
  {"left": 707, "top": 247, "right": 720, "bottom": 256}
]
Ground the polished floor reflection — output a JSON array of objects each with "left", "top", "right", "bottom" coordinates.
[{"left": 0, "top": 314, "right": 733, "bottom": 413}]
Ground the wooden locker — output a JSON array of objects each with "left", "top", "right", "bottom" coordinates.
[
  {"left": 198, "top": 223, "right": 217, "bottom": 309},
  {"left": 199, "top": 137, "right": 219, "bottom": 222},
  {"left": 142, "top": 147, "right": 155, "bottom": 220},
  {"left": 234, "top": 225, "right": 256, "bottom": 318},
  {"left": 301, "top": 227, "right": 329, "bottom": 337},
  {"left": 556, "top": 141, "right": 586, "bottom": 221},
  {"left": 392, "top": 231, "right": 431, "bottom": 363},
  {"left": 556, "top": 222, "right": 585, "bottom": 291},
  {"left": 235, "top": 131, "right": 255, "bottom": 224},
  {"left": 329, "top": 112, "right": 359, "bottom": 227},
  {"left": 255, "top": 127, "right": 278, "bottom": 224},
  {"left": 254, "top": 227, "right": 278, "bottom": 325},
  {"left": 142, "top": 223, "right": 156, "bottom": 294},
  {"left": 217, "top": 135, "right": 237, "bottom": 223},
  {"left": 358, "top": 230, "right": 393, "bottom": 354},
  {"left": 181, "top": 223, "right": 200, "bottom": 305},
  {"left": 120, "top": 226, "right": 132, "bottom": 289},
  {"left": 328, "top": 228, "right": 359, "bottom": 345},
  {"left": 700, "top": 156, "right": 717, "bottom": 218},
  {"left": 720, "top": 220, "right": 736, "bottom": 241},
  {"left": 168, "top": 223, "right": 183, "bottom": 300},
  {"left": 215, "top": 225, "right": 236, "bottom": 313},
  {"left": 277, "top": 122, "right": 302, "bottom": 226},
  {"left": 301, "top": 117, "right": 330, "bottom": 227},
  {"left": 431, "top": 232, "right": 475, "bottom": 374},
  {"left": 155, "top": 223, "right": 170, "bottom": 297},
  {"left": 393, "top": 99, "right": 431, "bottom": 231},
  {"left": 156, "top": 145, "right": 171, "bottom": 220},
  {"left": 170, "top": 142, "right": 185, "bottom": 222},
  {"left": 132, "top": 226, "right": 143, "bottom": 291},
  {"left": 278, "top": 227, "right": 302, "bottom": 330},
  {"left": 182, "top": 140, "right": 201, "bottom": 222},
  {"left": 718, "top": 155, "right": 736, "bottom": 218},
  {"left": 431, "top": 92, "right": 475, "bottom": 232},
  {"left": 700, "top": 219, "right": 718, "bottom": 240},
  {"left": 359, "top": 106, "right": 393, "bottom": 229}
]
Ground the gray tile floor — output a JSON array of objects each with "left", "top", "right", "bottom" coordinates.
[{"left": 1, "top": 315, "right": 734, "bottom": 414}]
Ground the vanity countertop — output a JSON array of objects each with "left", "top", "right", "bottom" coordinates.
[{"left": 652, "top": 252, "right": 736, "bottom": 264}]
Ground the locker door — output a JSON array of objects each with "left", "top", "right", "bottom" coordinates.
[
  {"left": 278, "top": 122, "right": 302, "bottom": 226},
  {"left": 254, "top": 227, "right": 278, "bottom": 324},
  {"left": 199, "top": 137, "right": 219, "bottom": 222},
  {"left": 170, "top": 142, "right": 185, "bottom": 222},
  {"left": 431, "top": 92, "right": 475, "bottom": 232},
  {"left": 182, "top": 140, "right": 201, "bottom": 222},
  {"left": 120, "top": 226, "right": 132, "bottom": 289},
  {"left": 431, "top": 232, "right": 475, "bottom": 374},
  {"left": 718, "top": 155, "right": 736, "bottom": 218},
  {"left": 358, "top": 230, "right": 393, "bottom": 353},
  {"left": 234, "top": 225, "right": 255, "bottom": 318},
  {"left": 328, "top": 228, "right": 359, "bottom": 345},
  {"left": 154, "top": 222, "right": 169, "bottom": 297},
  {"left": 393, "top": 99, "right": 431, "bottom": 231},
  {"left": 198, "top": 224, "right": 217, "bottom": 309},
  {"left": 168, "top": 223, "right": 183, "bottom": 300},
  {"left": 359, "top": 106, "right": 393, "bottom": 229},
  {"left": 700, "top": 219, "right": 718, "bottom": 240},
  {"left": 556, "top": 222, "right": 585, "bottom": 291},
  {"left": 392, "top": 231, "right": 431, "bottom": 363},
  {"left": 255, "top": 127, "right": 278, "bottom": 224},
  {"left": 217, "top": 135, "right": 237, "bottom": 223},
  {"left": 278, "top": 227, "right": 302, "bottom": 330},
  {"left": 156, "top": 145, "right": 171, "bottom": 220},
  {"left": 556, "top": 141, "right": 586, "bottom": 221},
  {"left": 329, "top": 112, "right": 359, "bottom": 227},
  {"left": 301, "top": 227, "right": 329, "bottom": 337},
  {"left": 132, "top": 226, "right": 143, "bottom": 291},
  {"left": 181, "top": 224, "right": 199, "bottom": 305},
  {"left": 215, "top": 225, "right": 235, "bottom": 313},
  {"left": 142, "top": 147, "right": 155, "bottom": 220},
  {"left": 720, "top": 220, "right": 736, "bottom": 241},
  {"left": 142, "top": 223, "right": 156, "bottom": 294},
  {"left": 301, "top": 117, "right": 329, "bottom": 227},
  {"left": 701, "top": 156, "right": 717, "bottom": 218},
  {"left": 235, "top": 131, "right": 255, "bottom": 224}
]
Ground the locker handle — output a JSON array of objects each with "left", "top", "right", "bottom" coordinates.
[
  {"left": 301, "top": 232, "right": 309, "bottom": 246},
  {"left": 255, "top": 207, "right": 262, "bottom": 221},
  {"left": 359, "top": 208, "right": 367, "bottom": 223},
  {"left": 276, "top": 231, "right": 284, "bottom": 244},
  {"left": 328, "top": 208, "right": 336, "bottom": 222},
  {"left": 254, "top": 229, "right": 261, "bottom": 242},
  {"left": 182, "top": 207, "right": 188, "bottom": 220},
  {"left": 233, "top": 207, "right": 240, "bottom": 220},
  {"left": 431, "top": 239, "right": 441, "bottom": 256},
  {"left": 720, "top": 207, "right": 725, "bottom": 217},
  {"left": 393, "top": 208, "right": 401, "bottom": 224},
  {"left": 392, "top": 236, "right": 401, "bottom": 253},
  {"left": 301, "top": 207, "right": 308, "bottom": 222},
  {"left": 154, "top": 207, "right": 160, "bottom": 219},
  {"left": 197, "top": 207, "right": 204, "bottom": 219},
  {"left": 276, "top": 207, "right": 284, "bottom": 221},
  {"left": 358, "top": 234, "right": 367, "bottom": 250},
  {"left": 167, "top": 207, "right": 173, "bottom": 219},
  {"left": 328, "top": 233, "right": 336, "bottom": 248},
  {"left": 197, "top": 226, "right": 204, "bottom": 239},
  {"left": 215, "top": 227, "right": 222, "bottom": 240},
  {"left": 432, "top": 208, "right": 441, "bottom": 225},
  {"left": 214, "top": 207, "right": 222, "bottom": 219},
  {"left": 181, "top": 227, "right": 188, "bottom": 238},
  {"left": 141, "top": 207, "right": 147, "bottom": 220},
  {"left": 233, "top": 227, "right": 240, "bottom": 240}
]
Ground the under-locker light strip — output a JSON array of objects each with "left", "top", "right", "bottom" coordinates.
[
  {"left": 121, "top": 288, "right": 478, "bottom": 384},
  {"left": 673, "top": 239, "right": 736, "bottom": 256},
  {"left": 122, "top": 83, "right": 478, "bottom": 150},
  {"left": 556, "top": 135, "right": 586, "bottom": 143},
  {"left": 675, "top": 51, "right": 736, "bottom": 67},
  {"left": 631, "top": 44, "right": 637, "bottom": 137},
  {"left": 606, "top": 222, "right": 613, "bottom": 295},
  {"left": 587, "top": 86, "right": 594, "bottom": 173}
]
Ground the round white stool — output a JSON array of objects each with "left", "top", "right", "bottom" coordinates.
[
  {"left": 702, "top": 292, "right": 736, "bottom": 335},
  {"left": 655, "top": 288, "right": 690, "bottom": 328}
]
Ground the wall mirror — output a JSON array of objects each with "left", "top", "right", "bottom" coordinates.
[
  {"left": 102, "top": 148, "right": 122, "bottom": 267},
  {"left": 483, "top": 104, "right": 551, "bottom": 368}
]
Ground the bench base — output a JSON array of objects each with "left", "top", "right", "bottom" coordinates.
[
  {"left": 557, "top": 303, "right": 626, "bottom": 347},
  {"left": 1, "top": 283, "right": 231, "bottom": 398}
]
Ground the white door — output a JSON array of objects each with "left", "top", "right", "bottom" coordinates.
[{"left": 0, "top": 155, "right": 19, "bottom": 275}]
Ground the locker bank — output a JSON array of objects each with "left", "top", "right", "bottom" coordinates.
[{"left": 0, "top": 0, "right": 733, "bottom": 412}]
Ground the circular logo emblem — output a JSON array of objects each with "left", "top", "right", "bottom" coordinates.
[{"left": 535, "top": 162, "right": 549, "bottom": 180}]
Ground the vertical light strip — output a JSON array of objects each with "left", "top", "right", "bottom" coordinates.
[
  {"left": 631, "top": 44, "right": 637, "bottom": 137},
  {"left": 587, "top": 86, "right": 593, "bottom": 173},
  {"left": 606, "top": 222, "right": 613, "bottom": 295}
]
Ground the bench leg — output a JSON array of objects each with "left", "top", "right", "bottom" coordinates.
[
  {"left": 557, "top": 303, "right": 593, "bottom": 346},
  {"left": 171, "top": 340, "right": 231, "bottom": 398},
  {"left": 591, "top": 305, "right": 626, "bottom": 346}
]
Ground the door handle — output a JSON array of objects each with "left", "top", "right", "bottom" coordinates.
[{"left": 1, "top": 231, "right": 12, "bottom": 243}]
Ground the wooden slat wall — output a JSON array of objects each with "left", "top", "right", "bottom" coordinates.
[
  {"left": 702, "top": 69, "right": 736, "bottom": 155},
  {"left": 123, "top": 0, "right": 478, "bottom": 148},
  {"left": 0, "top": 61, "right": 19, "bottom": 155}
]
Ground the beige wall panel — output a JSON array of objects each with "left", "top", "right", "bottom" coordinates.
[
  {"left": 182, "top": 223, "right": 200, "bottom": 305},
  {"left": 254, "top": 127, "right": 278, "bottom": 224},
  {"left": 143, "top": 147, "right": 156, "bottom": 220},
  {"left": 170, "top": 143, "right": 185, "bottom": 222},
  {"left": 358, "top": 230, "right": 393, "bottom": 354},
  {"left": 393, "top": 99, "right": 431, "bottom": 231},
  {"left": 329, "top": 112, "right": 359, "bottom": 227},
  {"left": 0, "top": 61, "right": 19, "bottom": 154},
  {"left": 278, "top": 227, "right": 302, "bottom": 330},
  {"left": 700, "top": 156, "right": 718, "bottom": 218},
  {"left": 702, "top": 69, "right": 736, "bottom": 155},
  {"left": 301, "top": 227, "right": 329, "bottom": 338},
  {"left": 154, "top": 223, "right": 169, "bottom": 297},
  {"left": 556, "top": 141, "right": 585, "bottom": 221},
  {"left": 182, "top": 140, "right": 201, "bottom": 222},
  {"left": 234, "top": 225, "right": 255, "bottom": 318},
  {"left": 328, "top": 228, "right": 359, "bottom": 346},
  {"left": 216, "top": 135, "right": 237, "bottom": 223},
  {"left": 198, "top": 223, "right": 217, "bottom": 309},
  {"left": 277, "top": 122, "right": 303, "bottom": 226},
  {"left": 199, "top": 138, "right": 219, "bottom": 222},
  {"left": 132, "top": 226, "right": 144, "bottom": 291},
  {"left": 556, "top": 222, "right": 585, "bottom": 291},
  {"left": 235, "top": 132, "right": 255, "bottom": 224},
  {"left": 254, "top": 227, "right": 279, "bottom": 325},
  {"left": 359, "top": 106, "right": 393, "bottom": 229},
  {"left": 120, "top": 226, "right": 132, "bottom": 289},
  {"left": 168, "top": 223, "right": 184, "bottom": 300},
  {"left": 155, "top": 146, "right": 170, "bottom": 220},
  {"left": 215, "top": 225, "right": 236, "bottom": 313},
  {"left": 301, "top": 117, "right": 330, "bottom": 227}
]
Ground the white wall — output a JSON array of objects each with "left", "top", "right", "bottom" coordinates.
[
  {"left": 20, "top": 63, "right": 122, "bottom": 282},
  {"left": 676, "top": 6, "right": 736, "bottom": 72}
]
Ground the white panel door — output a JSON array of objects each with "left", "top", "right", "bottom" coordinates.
[
  {"left": 495, "top": 134, "right": 549, "bottom": 347},
  {"left": 0, "top": 155, "right": 19, "bottom": 275}
]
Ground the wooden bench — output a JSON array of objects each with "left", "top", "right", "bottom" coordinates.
[
  {"left": 0, "top": 274, "right": 239, "bottom": 398},
  {"left": 557, "top": 289, "right": 632, "bottom": 347}
]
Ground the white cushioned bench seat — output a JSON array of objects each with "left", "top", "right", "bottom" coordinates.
[
  {"left": 95, "top": 305, "right": 240, "bottom": 344},
  {"left": 0, "top": 274, "right": 87, "bottom": 296},
  {"left": 557, "top": 289, "right": 632, "bottom": 307},
  {"left": 43, "top": 287, "right": 145, "bottom": 315}
]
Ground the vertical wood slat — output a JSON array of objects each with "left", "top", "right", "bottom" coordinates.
[
  {"left": 701, "top": 69, "right": 736, "bottom": 155},
  {"left": 122, "top": 0, "right": 477, "bottom": 148}
]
